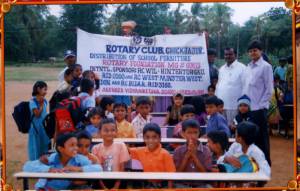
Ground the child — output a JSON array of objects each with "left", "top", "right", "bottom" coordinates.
[
  {"left": 216, "top": 98, "right": 225, "bottom": 115},
  {"left": 78, "top": 78, "right": 95, "bottom": 111},
  {"left": 207, "top": 131, "right": 229, "bottom": 167},
  {"left": 173, "top": 104, "right": 195, "bottom": 138},
  {"left": 92, "top": 118, "right": 130, "bottom": 189},
  {"left": 28, "top": 81, "right": 50, "bottom": 161},
  {"left": 222, "top": 121, "right": 271, "bottom": 177},
  {"left": 173, "top": 119, "right": 212, "bottom": 188},
  {"left": 85, "top": 107, "right": 104, "bottom": 137},
  {"left": 77, "top": 131, "right": 99, "bottom": 164},
  {"left": 82, "top": 70, "right": 101, "bottom": 105},
  {"left": 205, "top": 96, "right": 231, "bottom": 137},
  {"left": 131, "top": 96, "right": 152, "bottom": 138},
  {"left": 113, "top": 103, "right": 136, "bottom": 138},
  {"left": 208, "top": 85, "right": 216, "bottom": 97},
  {"left": 57, "top": 68, "right": 73, "bottom": 93},
  {"left": 100, "top": 96, "right": 115, "bottom": 119},
  {"left": 164, "top": 93, "right": 184, "bottom": 126},
  {"left": 191, "top": 96, "right": 207, "bottom": 126},
  {"left": 23, "top": 133, "right": 102, "bottom": 190},
  {"left": 129, "top": 123, "right": 176, "bottom": 188},
  {"left": 70, "top": 64, "right": 83, "bottom": 89}
]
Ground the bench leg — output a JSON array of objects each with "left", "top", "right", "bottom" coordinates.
[{"left": 23, "top": 178, "right": 29, "bottom": 190}]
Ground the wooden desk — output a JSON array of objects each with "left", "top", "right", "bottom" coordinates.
[{"left": 14, "top": 171, "right": 270, "bottom": 190}]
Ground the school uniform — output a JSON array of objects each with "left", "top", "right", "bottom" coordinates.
[
  {"left": 206, "top": 112, "right": 231, "bottom": 137},
  {"left": 23, "top": 153, "right": 102, "bottom": 190},
  {"left": 78, "top": 92, "right": 95, "bottom": 110}
]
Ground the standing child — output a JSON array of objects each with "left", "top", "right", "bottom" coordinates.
[
  {"left": 173, "top": 119, "right": 212, "bottom": 188},
  {"left": 216, "top": 98, "right": 225, "bottom": 115},
  {"left": 28, "top": 81, "right": 50, "bottom": 161},
  {"left": 100, "top": 96, "right": 115, "bottom": 119},
  {"left": 92, "top": 118, "right": 130, "bottom": 189},
  {"left": 205, "top": 96, "right": 231, "bottom": 137},
  {"left": 131, "top": 96, "right": 152, "bottom": 138},
  {"left": 173, "top": 104, "right": 195, "bottom": 138},
  {"left": 78, "top": 79, "right": 95, "bottom": 111},
  {"left": 85, "top": 107, "right": 104, "bottom": 138},
  {"left": 113, "top": 103, "right": 136, "bottom": 138},
  {"left": 70, "top": 64, "right": 83, "bottom": 89},
  {"left": 129, "top": 123, "right": 176, "bottom": 188},
  {"left": 23, "top": 133, "right": 102, "bottom": 190},
  {"left": 164, "top": 93, "right": 184, "bottom": 126},
  {"left": 57, "top": 68, "right": 73, "bottom": 93}
]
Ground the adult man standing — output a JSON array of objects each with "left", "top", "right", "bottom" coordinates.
[
  {"left": 215, "top": 48, "right": 246, "bottom": 126},
  {"left": 58, "top": 50, "right": 76, "bottom": 83},
  {"left": 243, "top": 40, "right": 273, "bottom": 165}
]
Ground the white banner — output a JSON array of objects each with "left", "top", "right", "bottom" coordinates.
[{"left": 77, "top": 28, "right": 210, "bottom": 96}]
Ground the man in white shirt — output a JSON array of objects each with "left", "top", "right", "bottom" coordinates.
[
  {"left": 58, "top": 50, "right": 76, "bottom": 83},
  {"left": 215, "top": 47, "right": 246, "bottom": 126}
]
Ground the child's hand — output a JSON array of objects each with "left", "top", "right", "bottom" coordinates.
[
  {"left": 63, "top": 166, "right": 82, "bottom": 172},
  {"left": 49, "top": 168, "right": 64, "bottom": 173},
  {"left": 88, "top": 153, "right": 99, "bottom": 164},
  {"left": 39, "top": 155, "right": 48, "bottom": 164},
  {"left": 224, "top": 156, "right": 241, "bottom": 168}
]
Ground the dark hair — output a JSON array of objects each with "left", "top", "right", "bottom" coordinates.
[
  {"left": 174, "top": 93, "right": 184, "bottom": 99},
  {"left": 247, "top": 40, "right": 262, "bottom": 51},
  {"left": 69, "top": 63, "right": 82, "bottom": 71},
  {"left": 216, "top": 98, "right": 224, "bottom": 106},
  {"left": 143, "top": 123, "right": 161, "bottom": 136},
  {"left": 208, "top": 85, "right": 215, "bottom": 91},
  {"left": 182, "top": 119, "right": 200, "bottom": 132},
  {"left": 32, "top": 81, "right": 47, "bottom": 96},
  {"left": 136, "top": 96, "right": 151, "bottom": 107},
  {"left": 64, "top": 68, "right": 73, "bottom": 77},
  {"left": 205, "top": 96, "right": 219, "bottom": 106},
  {"left": 100, "top": 118, "right": 116, "bottom": 130},
  {"left": 82, "top": 70, "right": 95, "bottom": 79},
  {"left": 80, "top": 78, "right": 94, "bottom": 93},
  {"left": 191, "top": 96, "right": 206, "bottom": 115},
  {"left": 224, "top": 47, "right": 237, "bottom": 55},
  {"left": 113, "top": 103, "right": 128, "bottom": 111},
  {"left": 76, "top": 131, "right": 92, "bottom": 142},
  {"left": 207, "top": 48, "right": 217, "bottom": 56},
  {"left": 88, "top": 107, "right": 105, "bottom": 119},
  {"left": 237, "top": 121, "right": 258, "bottom": 145},
  {"left": 180, "top": 104, "right": 195, "bottom": 116},
  {"left": 56, "top": 133, "right": 77, "bottom": 154},
  {"left": 207, "top": 131, "right": 229, "bottom": 152},
  {"left": 100, "top": 96, "right": 115, "bottom": 111}
]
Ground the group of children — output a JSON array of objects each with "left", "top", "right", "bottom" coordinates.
[{"left": 23, "top": 64, "right": 271, "bottom": 189}]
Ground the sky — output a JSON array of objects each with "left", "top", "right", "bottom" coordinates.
[{"left": 49, "top": 2, "right": 286, "bottom": 26}]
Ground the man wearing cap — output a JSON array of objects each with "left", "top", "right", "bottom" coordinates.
[
  {"left": 215, "top": 47, "right": 246, "bottom": 126},
  {"left": 58, "top": 50, "right": 76, "bottom": 83},
  {"left": 242, "top": 40, "right": 273, "bottom": 166}
]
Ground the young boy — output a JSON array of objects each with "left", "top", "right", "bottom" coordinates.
[
  {"left": 207, "top": 131, "right": 229, "bottom": 167},
  {"left": 222, "top": 121, "right": 271, "bottom": 178},
  {"left": 205, "top": 96, "right": 231, "bottom": 137},
  {"left": 77, "top": 131, "right": 99, "bottom": 164},
  {"left": 70, "top": 64, "right": 83, "bottom": 89},
  {"left": 129, "top": 123, "right": 176, "bottom": 188},
  {"left": 173, "top": 119, "right": 212, "bottom": 188},
  {"left": 92, "top": 118, "right": 130, "bottom": 189},
  {"left": 23, "top": 133, "right": 102, "bottom": 190},
  {"left": 85, "top": 107, "right": 104, "bottom": 137},
  {"left": 216, "top": 98, "right": 225, "bottom": 115},
  {"left": 131, "top": 96, "right": 152, "bottom": 138},
  {"left": 114, "top": 103, "right": 136, "bottom": 138},
  {"left": 57, "top": 68, "right": 73, "bottom": 93},
  {"left": 100, "top": 96, "right": 115, "bottom": 119},
  {"left": 78, "top": 78, "right": 95, "bottom": 110},
  {"left": 173, "top": 104, "right": 195, "bottom": 138}
]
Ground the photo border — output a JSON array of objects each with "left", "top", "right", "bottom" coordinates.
[{"left": 0, "top": 1, "right": 298, "bottom": 190}]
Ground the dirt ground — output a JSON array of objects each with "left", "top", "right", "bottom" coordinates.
[{"left": 3, "top": 79, "right": 295, "bottom": 189}]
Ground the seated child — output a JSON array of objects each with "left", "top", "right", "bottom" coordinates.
[
  {"left": 78, "top": 79, "right": 95, "bottom": 111},
  {"left": 114, "top": 103, "right": 136, "bottom": 138},
  {"left": 173, "top": 119, "right": 212, "bottom": 188},
  {"left": 57, "top": 68, "right": 73, "bottom": 93},
  {"left": 191, "top": 96, "right": 207, "bottom": 126},
  {"left": 23, "top": 133, "right": 102, "bottom": 190},
  {"left": 164, "top": 93, "right": 184, "bottom": 126},
  {"left": 77, "top": 131, "right": 99, "bottom": 164},
  {"left": 173, "top": 104, "right": 195, "bottom": 138},
  {"left": 129, "top": 123, "right": 176, "bottom": 188},
  {"left": 205, "top": 96, "right": 231, "bottom": 137},
  {"left": 92, "top": 118, "right": 130, "bottom": 189},
  {"left": 207, "top": 130, "right": 229, "bottom": 167},
  {"left": 221, "top": 121, "right": 271, "bottom": 178},
  {"left": 85, "top": 107, "right": 104, "bottom": 137},
  {"left": 216, "top": 98, "right": 225, "bottom": 115},
  {"left": 131, "top": 96, "right": 152, "bottom": 138},
  {"left": 100, "top": 96, "right": 115, "bottom": 119}
]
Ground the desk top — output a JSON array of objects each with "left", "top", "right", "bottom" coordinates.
[{"left": 14, "top": 171, "right": 270, "bottom": 181}]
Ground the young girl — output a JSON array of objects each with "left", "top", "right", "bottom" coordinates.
[
  {"left": 78, "top": 78, "right": 95, "bottom": 111},
  {"left": 92, "top": 118, "right": 130, "bottom": 189},
  {"left": 113, "top": 103, "right": 136, "bottom": 138},
  {"left": 82, "top": 70, "right": 101, "bottom": 105},
  {"left": 28, "top": 81, "right": 50, "bottom": 161},
  {"left": 85, "top": 107, "right": 105, "bottom": 137},
  {"left": 23, "top": 133, "right": 102, "bottom": 190},
  {"left": 100, "top": 96, "right": 115, "bottom": 119},
  {"left": 164, "top": 93, "right": 184, "bottom": 126}
]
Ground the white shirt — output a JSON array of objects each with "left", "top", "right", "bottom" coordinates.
[
  {"left": 215, "top": 60, "right": 246, "bottom": 110},
  {"left": 242, "top": 57, "right": 273, "bottom": 111},
  {"left": 223, "top": 142, "right": 271, "bottom": 178}
]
